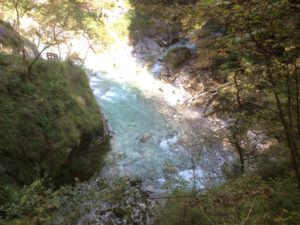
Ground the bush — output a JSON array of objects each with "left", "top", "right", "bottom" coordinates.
[
  {"left": 154, "top": 176, "right": 300, "bottom": 225},
  {"left": 0, "top": 178, "right": 70, "bottom": 225}
]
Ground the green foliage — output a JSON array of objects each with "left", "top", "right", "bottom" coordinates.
[
  {"left": 0, "top": 0, "right": 36, "bottom": 25},
  {"left": 0, "top": 53, "right": 107, "bottom": 185},
  {"left": 1, "top": 0, "right": 113, "bottom": 53},
  {"left": 162, "top": 46, "right": 191, "bottom": 68},
  {"left": 0, "top": 178, "right": 144, "bottom": 225},
  {"left": 103, "top": 0, "right": 117, "bottom": 9},
  {"left": 111, "top": 11, "right": 133, "bottom": 40},
  {"left": 1, "top": 178, "right": 70, "bottom": 225},
  {"left": 154, "top": 176, "right": 300, "bottom": 225},
  {"left": 138, "top": 1, "right": 300, "bottom": 224},
  {"left": 183, "top": 0, "right": 300, "bottom": 181}
]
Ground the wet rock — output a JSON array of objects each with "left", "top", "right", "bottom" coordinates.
[
  {"left": 139, "top": 133, "right": 151, "bottom": 143},
  {"left": 103, "top": 117, "right": 115, "bottom": 137},
  {"left": 131, "top": 21, "right": 181, "bottom": 62},
  {"left": 159, "top": 136, "right": 178, "bottom": 152},
  {"left": 142, "top": 185, "right": 156, "bottom": 194},
  {"left": 135, "top": 38, "right": 161, "bottom": 55},
  {"left": 142, "top": 186, "right": 168, "bottom": 199}
]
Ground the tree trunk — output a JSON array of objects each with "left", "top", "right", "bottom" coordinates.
[
  {"left": 233, "top": 140, "right": 244, "bottom": 174},
  {"left": 272, "top": 89, "right": 300, "bottom": 190},
  {"left": 231, "top": 120, "right": 245, "bottom": 174},
  {"left": 294, "top": 63, "right": 300, "bottom": 138},
  {"left": 57, "top": 44, "right": 62, "bottom": 59},
  {"left": 27, "top": 44, "right": 52, "bottom": 73},
  {"left": 234, "top": 71, "right": 242, "bottom": 108}
]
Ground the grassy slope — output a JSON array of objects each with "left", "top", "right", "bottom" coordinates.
[{"left": 0, "top": 53, "right": 108, "bottom": 185}]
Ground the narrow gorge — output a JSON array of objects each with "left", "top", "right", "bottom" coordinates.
[{"left": 1, "top": 0, "right": 300, "bottom": 225}]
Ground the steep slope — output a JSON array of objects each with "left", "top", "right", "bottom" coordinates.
[
  {"left": 0, "top": 53, "right": 109, "bottom": 184},
  {"left": 0, "top": 20, "right": 38, "bottom": 57}
]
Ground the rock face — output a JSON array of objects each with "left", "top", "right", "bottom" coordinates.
[
  {"left": 131, "top": 21, "right": 181, "bottom": 61},
  {"left": 0, "top": 54, "right": 110, "bottom": 184},
  {"left": 71, "top": 178, "right": 154, "bottom": 225},
  {"left": 0, "top": 20, "right": 38, "bottom": 57}
]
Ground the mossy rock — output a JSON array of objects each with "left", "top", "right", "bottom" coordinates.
[
  {"left": 162, "top": 46, "right": 191, "bottom": 68},
  {"left": 0, "top": 53, "right": 110, "bottom": 185}
]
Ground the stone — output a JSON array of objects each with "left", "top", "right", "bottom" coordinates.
[{"left": 139, "top": 133, "right": 151, "bottom": 143}]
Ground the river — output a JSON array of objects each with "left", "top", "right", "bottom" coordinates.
[{"left": 86, "top": 39, "right": 232, "bottom": 192}]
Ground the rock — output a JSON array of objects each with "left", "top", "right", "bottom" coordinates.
[
  {"left": 139, "top": 133, "right": 151, "bottom": 143},
  {"left": 130, "top": 178, "right": 143, "bottom": 187},
  {"left": 162, "top": 46, "right": 191, "bottom": 68},
  {"left": 141, "top": 185, "right": 169, "bottom": 200},
  {"left": 113, "top": 207, "right": 128, "bottom": 218},
  {"left": 153, "top": 25, "right": 181, "bottom": 47},
  {"left": 0, "top": 20, "right": 38, "bottom": 57},
  {"left": 74, "top": 179, "right": 154, "bottom": 225},
  {"left": 131, "top": 21, "right": 181, "bottom": 60},
  {"left": 138, "top": 203, "right": 146, "bottom": 210},
  {"left": 142, "top": 185, "right": 156, "bottom": 194}
]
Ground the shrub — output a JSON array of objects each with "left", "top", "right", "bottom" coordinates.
[{"left": 154, "top": 176, "right": 300, "bottom": 225}]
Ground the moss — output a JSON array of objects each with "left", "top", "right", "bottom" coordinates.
[
  {"left": 162, "top": 46, "right": 191, "bottom": 68},
  {"left": 0, "top": 53, "right": 109, "bottom": 185}
]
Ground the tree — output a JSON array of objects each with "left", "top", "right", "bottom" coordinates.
[
  {"left": 0, "top": 0, "right": 36, "bottom": 32},
  {"left": 0, "top": 0, "right": 37, "bottom": 59},
  {"left": 200, "top": 0, "right": 300, "bottom": 188},
  {"left": 25, "top": 0, "right": 108, "bottom": 72}
]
